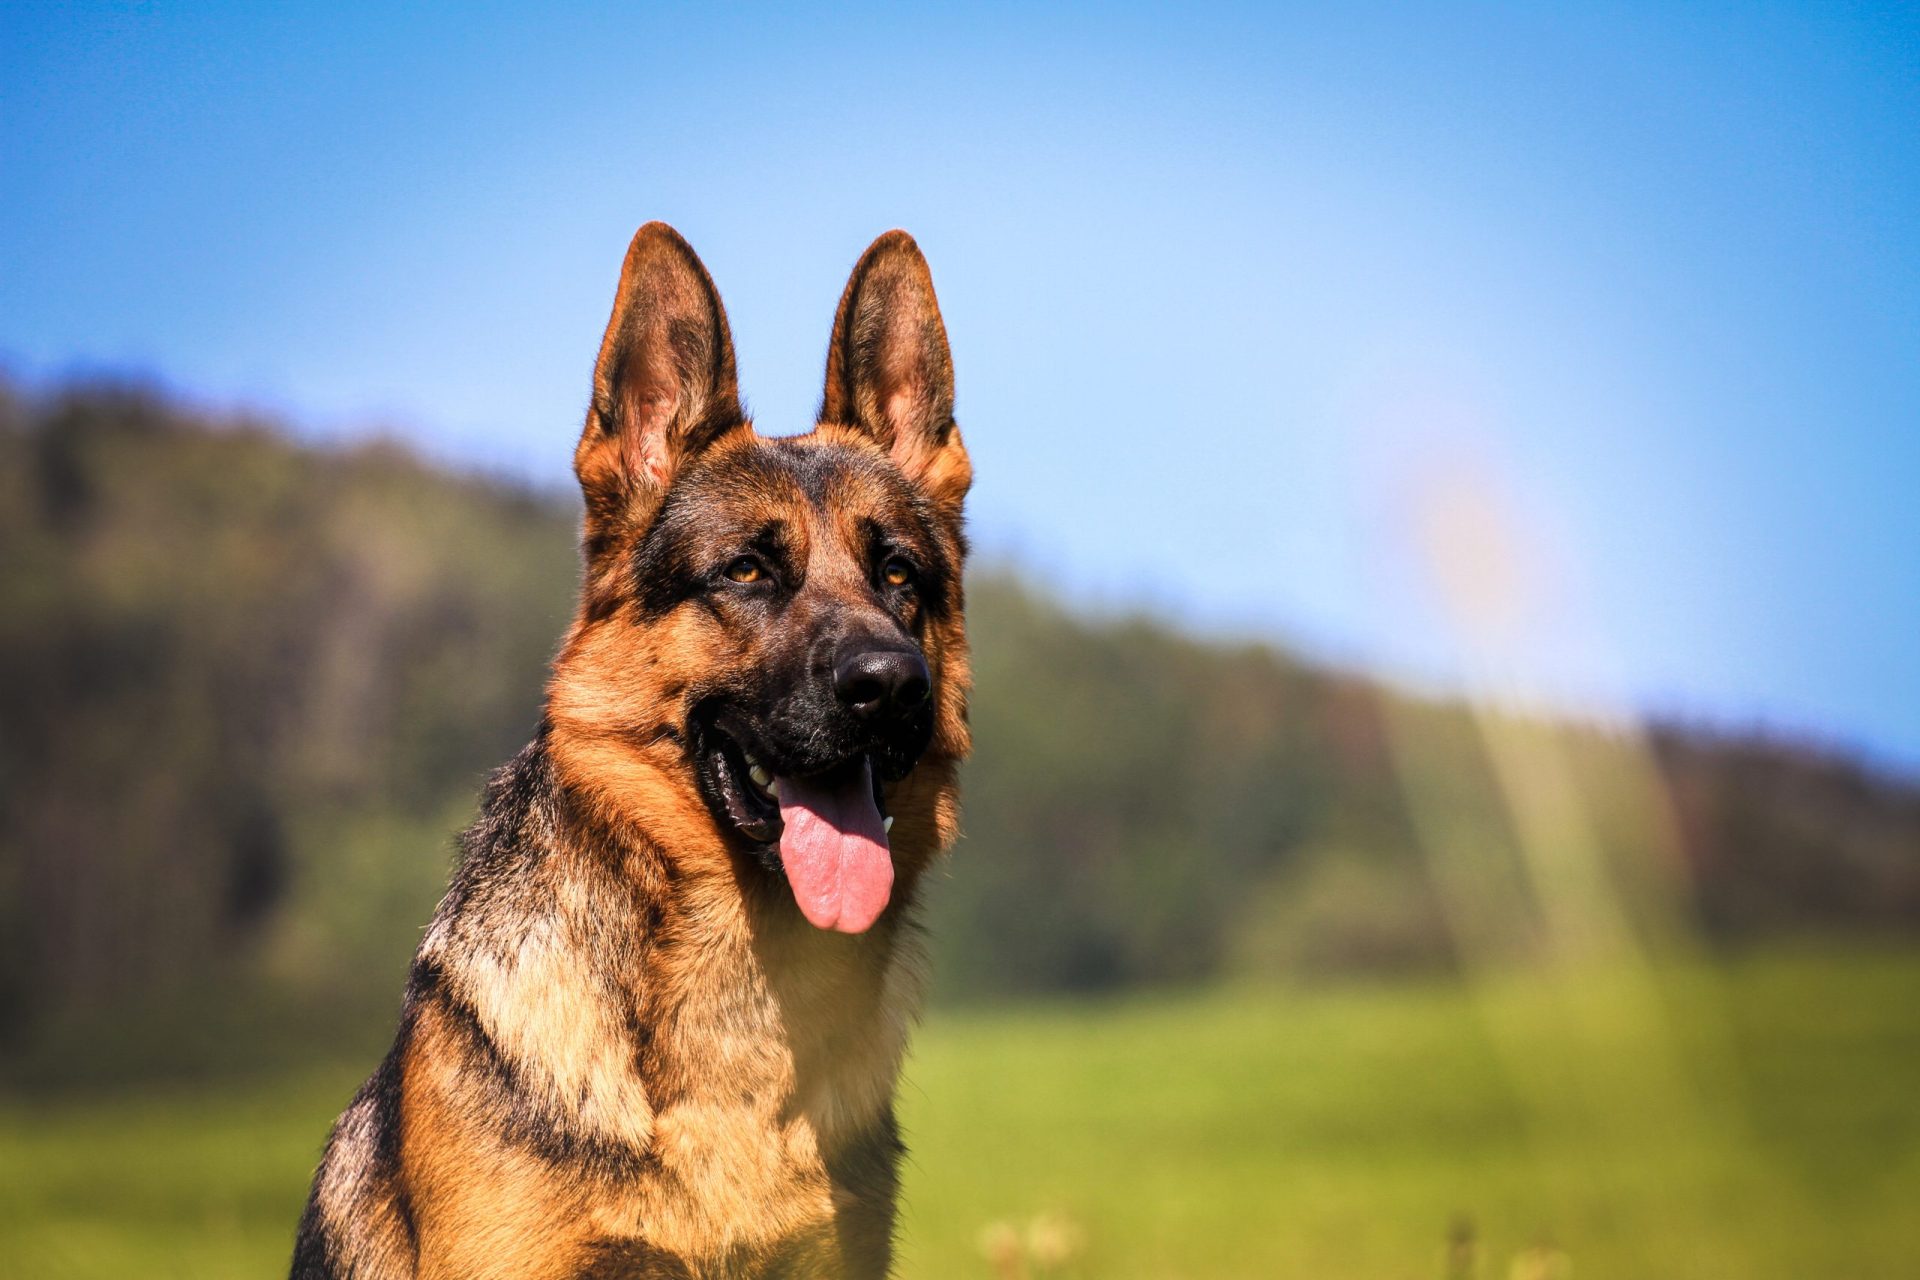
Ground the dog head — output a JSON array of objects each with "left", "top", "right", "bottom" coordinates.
[{"left": 548, "top": 223, "right": 970, "bottom": 934}]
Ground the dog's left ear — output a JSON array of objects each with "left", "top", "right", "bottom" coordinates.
[{"left": 819, "top": 231, "right": 970, "bottom": 516}]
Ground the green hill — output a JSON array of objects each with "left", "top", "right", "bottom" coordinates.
[{"left": 2, "top": 379, "right": 1916, "bottom": 1083}]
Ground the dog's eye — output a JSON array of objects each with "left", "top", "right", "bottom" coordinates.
[
  {"left": 724, "top": 557, "right": 766, "bottom": 584},
  {"left": 882, "top": 556, "right": 916, "bottom": 588}
]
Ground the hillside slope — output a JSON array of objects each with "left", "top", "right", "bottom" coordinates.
[{"left": 2, "top": 381, "right": 1915, "bottom": 1076}]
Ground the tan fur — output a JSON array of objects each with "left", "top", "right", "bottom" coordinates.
[{"left": 401, "top": 1003, "right": 594, "bottom": 1280}]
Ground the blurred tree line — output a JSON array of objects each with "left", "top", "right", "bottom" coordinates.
[{"left": 2, "top": 380, "right": 1916, "bottom": 1085}]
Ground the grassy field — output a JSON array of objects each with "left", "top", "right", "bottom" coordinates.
[{"left": 3, "top": 948, "right": 1916, "bottom": 1278}]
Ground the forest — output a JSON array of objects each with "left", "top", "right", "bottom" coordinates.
[{"left": 3, "top": 378, "right": 1916, "bottom": 1087}]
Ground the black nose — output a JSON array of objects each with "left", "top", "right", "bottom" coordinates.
[{"left": 833, "top": 647, "right": 931, "bottom": 722}]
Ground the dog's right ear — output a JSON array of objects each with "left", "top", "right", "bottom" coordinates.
[{"left": 576, "top": 222, "right": 741, "bottom": 547}]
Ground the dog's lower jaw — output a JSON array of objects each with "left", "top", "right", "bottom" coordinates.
[{"left": 546, "top": 703, "right": 960, "bottom": 923}]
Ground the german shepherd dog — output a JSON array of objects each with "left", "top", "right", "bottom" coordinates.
[{"left": 291, "top": 224, "right": 971, "bottom": 1279}]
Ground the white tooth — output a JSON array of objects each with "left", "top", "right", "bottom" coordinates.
[
  {"left": 768, "top": 779, "right": 780, "bottom": 798},
  {"left": 883, "top": 815, "right": 895, "bottom": 833},
  {"left": 748, "top": 763, "right": 771, "bottom": 789}
]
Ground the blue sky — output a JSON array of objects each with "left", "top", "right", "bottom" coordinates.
[{"left": 4, "top": 3, "right": 1917, "bottom": 765}]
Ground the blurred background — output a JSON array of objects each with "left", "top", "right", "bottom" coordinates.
[{"left": 3, "top": 4, "right": 1918, "bottom": 1277}]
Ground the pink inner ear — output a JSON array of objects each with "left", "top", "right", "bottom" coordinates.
[
  {"left": 623, "top": 387, "right": 680, "bottom": 488},
  {"left": 883, "top": 381, "right": 938, "bottom": 481},
  {"left": 883, "top": 387, "right": 919, "bottom": 439},
  {"left": 636, "top": 440, "right": 671, "bottom": 488}
]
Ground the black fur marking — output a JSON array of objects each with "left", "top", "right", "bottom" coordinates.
[
  {"left": 289, "top": 983, "right": 420, "bottom": 1278},
  {"left": 821, "top": 1110, "right": 907, "bottom": 1272},
  {"left": 573, "top": 1238, "right": 696, "bottom": 1279},
  {"left": 420, "top": 962, "right": 654, "bottom": 1172},
  {"left": 896, "top": 494, "right": 955, "bottom": 622},
  {"left": 422, "top": 773, "right": 662, "bottom": 1181},
  {"left": 575, "top": 1225, "right": 861, "bottom": 1280},
  {"left": 287, "top": 1201, "right": 340, "bottom": 1279},
  {"left": 774, "top": 436, "right": 866, "bottom": 508},
  {"left": 442, "top": 730, "right": 557, "bottom": 905},
  {"left": 628, "top": 512, "right": 705, "bottom": 619},
  {"left": 627, "top": 447, "right": 796, "bottom": 619},
  {"left": 823, "top": 1109, "right": 906, "bottom": 1223}
]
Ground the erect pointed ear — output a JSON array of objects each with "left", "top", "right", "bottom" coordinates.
[
  {"left": 576, "top": 222, "right": 742, "bottom": 543},
  {"left": 819, "top": 230, "right": 970, "bottom": 515}
]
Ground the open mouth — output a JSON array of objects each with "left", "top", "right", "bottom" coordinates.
[{"left": 699, "top": 720, "right": 896, "bottom": 934}]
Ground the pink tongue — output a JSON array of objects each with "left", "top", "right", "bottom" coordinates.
[{"left": 776, "top": 757, "right": 893, "bottom": 933}]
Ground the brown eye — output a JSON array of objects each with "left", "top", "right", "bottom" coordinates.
[
  {"left": 724, "top": 557, "right": 765, "bottom": 584},
  {"left": 882, "top": 557, "right": 915, "bottom": 588}
]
